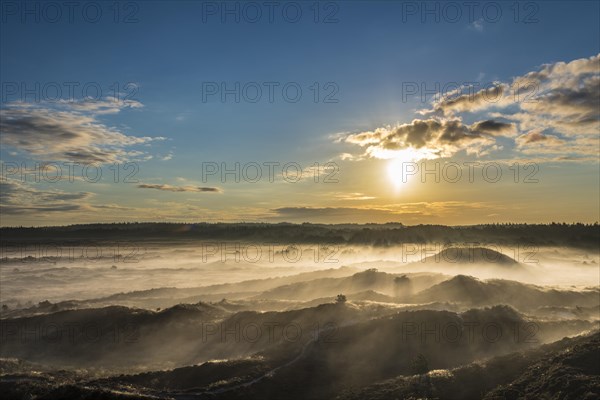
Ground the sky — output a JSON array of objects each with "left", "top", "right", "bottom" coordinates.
[{"left": 1, "top": 0, "right": 599, "bottom": 226}]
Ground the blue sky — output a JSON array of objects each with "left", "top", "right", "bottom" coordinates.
[{"left": 1, "top": 1, "right": 599, "bottom": 225}]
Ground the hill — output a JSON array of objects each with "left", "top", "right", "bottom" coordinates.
[
  {"left": 414, "top": 275, "right": 600, "bottom": 311},
  {"left": 336, "top": 331, "right": 600, "bottom": 400}
]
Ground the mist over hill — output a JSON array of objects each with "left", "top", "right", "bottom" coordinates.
[
  {"left": 420, "top": 246, "right": 520, "bottom": 265},
  {"left": 1, "top": 224, "right": 598, "bottom": 399}
]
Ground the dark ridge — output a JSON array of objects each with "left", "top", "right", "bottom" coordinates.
[{"left": 1, "top": 223, "right": 599, "bottom": 249}]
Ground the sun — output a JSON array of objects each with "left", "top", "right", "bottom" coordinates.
[{"left": 387, "top": 149, "right": 422, "bottom": 189}]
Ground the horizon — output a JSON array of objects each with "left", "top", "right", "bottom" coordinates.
[{"left": 1, "top": 220, "right": 599, "bottom": 229}]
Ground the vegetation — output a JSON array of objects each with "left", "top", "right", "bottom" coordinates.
[
  {"left": 410, "top": 354, "right": 430, "bottom": 375},
  {"left": 336, "top": 294, "right": 347, "bottom": 303},
  {"left": 1, "top": 222, "right": 599, "bottom": 248}
]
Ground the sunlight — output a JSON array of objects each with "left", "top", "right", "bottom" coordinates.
[{"left": 387, "top": 149, "right": 422, "bottom": 188}]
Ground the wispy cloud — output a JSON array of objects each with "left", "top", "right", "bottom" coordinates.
[
  {"left": 0, "top": 98, "right": 165, "bottom": 164},
  {"left": 334, "top": 192, "right": 376, "bottom": 201},
  {"left": 0, "top": 176, "right": 118, "bottom": 215},
  {"left": 270, "top": 201, "right": 493, "bottom": 223},
  {"left": 137, "top": 183, "right": 222, "bottom": 193},
  {"left": 468, "top": 18, "right": 484, "bottom": 32}
]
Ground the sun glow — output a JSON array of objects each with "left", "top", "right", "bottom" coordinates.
[
  {"left": 388, "top": 158, "right": 410, "bottom": 188},
  {"left": 386, "top": 149, "right": 429, "bottom": 188}
]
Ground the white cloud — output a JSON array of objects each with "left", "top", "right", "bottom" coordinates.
[
  {"left": 0, "top": 98, "right": 165, "bottom": 164},
  {"left": 341, "top": 54, "right": 600, "bottom": 162}
]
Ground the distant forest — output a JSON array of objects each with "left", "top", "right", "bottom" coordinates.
[{"left": 1, "top": 222, "right": 598, "bottom": 249}]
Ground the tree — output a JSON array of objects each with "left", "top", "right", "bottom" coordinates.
[
  {"left": 394, "top": 275, "right": 413, "bottom": 299},
  {"left": 336, "top": 294, "right": 347, "bottom": 304},
  {"left": 411, "top": 353, "right": 430, "bottom": 375}
]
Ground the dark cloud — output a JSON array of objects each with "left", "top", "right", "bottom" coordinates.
[
  {"left": 0, "top": 204, "right": 85, "bottom": 215},
  {"left": 519, "top": 75, "right": 600, "bottom": 131},
  {"left": 137, "top": 184, "right": 222, "bottom": 193},
  {"left": 515, "top": 131, "right": 565, "bottom": 146},
  {"left": 429, "top": 84, "right": 506, "bottom": 116},
  {"left": 271, "top": 201, "right": 488, "bottom": 223},
  {"left": 271, "top": 206, "right": 404, "bottom": 223},
  {"left": 344, "top": 118, "right": 493, "bottom": 160},
  {"left": 470, "top": 120, "right": 516, "bottom": 136},
  {"left": 518, "top": 131, "right": 550, "bottom": 144}
]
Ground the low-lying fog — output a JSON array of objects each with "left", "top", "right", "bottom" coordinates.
[{"left": 1, "top": 242, "right": 598, "bottom": 307}]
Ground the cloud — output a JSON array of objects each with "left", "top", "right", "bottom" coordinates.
[
  {"left": 270, "top": 201, "right": 492, "bottom": 223},
  {"left": 0, "top": 176, "right": 225, "bottom": 224},
  {"left": 516, "top": 74, "right": 600, "bottom": 135},
  {"left": 426, "top": 54, "right": 600, "bottom": 136},
  {"left": 334, "top": 192, "right": 376, "bottom": 201},
  {"left": 60, "top": 97, "right": 144, "bottom": 115},
  {"left": 0, "top": 99, "right": 164, "bottom": 164},
  {"left": 468, "top": 18, "right": 484, "bottom": 32},
  {"left": 137, "top": 183, "right": 222, "bottom": 193},
  {"left": 424, "top": 83, "right": 507, "bottom": 116},
  {"left": 160, "top": 152, "right": 174, "bottom": 161},
  {"left": 470, "top": 120, "right": 517, "bottom": 136},
  {"left": 0, "top": 177, "right": 94, "bottom": 215},
  {"left": 514, "top": 130, "right": 599, "bottom": 159},
  {"left": 343, "top": 118, "right": 495, "bottom": 161},
  {"left": 339, "top": 153, "right": 355, "bottom": 161},
  {"left": 341, "top": 54, "right": 599, "bottom": 163},
  {"left": 515, "top": 130, "right": 562, "bottom": 145},
  {"left": 271, "top": 206, "right": 404, "bottom": 223}
]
